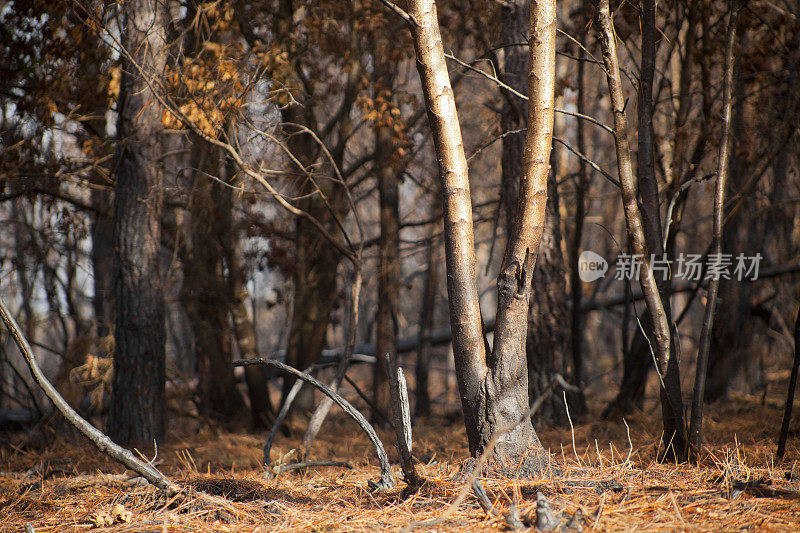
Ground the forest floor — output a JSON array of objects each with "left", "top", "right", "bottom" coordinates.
[{"left": 1, "top": 383, "right": 800, "bottom": 532}]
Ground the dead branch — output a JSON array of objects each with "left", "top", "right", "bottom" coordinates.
[
  {"left": 232, "top": 358, "right": 395, "bottom": 490},
  {"left": 0, "top": 296, "right": 181, "bottom": 496}
]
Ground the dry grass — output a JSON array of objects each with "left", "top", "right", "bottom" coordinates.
[{"left": 1, "top": 394, "right": 799, "bottom": 532}]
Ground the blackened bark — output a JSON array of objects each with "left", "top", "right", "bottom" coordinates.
[
  {"left": 181, "top": 139, "right": 245, "bottom": 423},
  {"left": 706, "top": 28, "right": 757, "bottom": 401},
  {"left": 108, "top": 0, "right": 168, "bottom": 447},
  {"left": 527, "top": 171, "right": 570, "bottom": 425},
  {"left": 596, "top": 0, "right": 687, "bottom": 460},
  {"left": 568, "top": 26, "right": 590, "bottom": 409},
  {"left": 689, "top": 4, "right": 738, "bottom": 455},
  {"left": 415, "top": 197, "right": 441, "bottom": 418},
  {"left": 373, "top": 126, "right": 401, "bottom": 422}
]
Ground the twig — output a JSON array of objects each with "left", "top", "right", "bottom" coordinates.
[
  {"left": 275, "top": 460, "right": 353, "bottom": 474},
  {"left": 0, "top": 296, "right": 181, "bottom": 496},
  {"left": 375, "top": 0, "right": 413, "bottom": 26},
  {"left": 777, "top": 305, "right": 800, "bottom": 460},
  {"left": 233, "top": 358, "right": 394, "bottom": 490},
  {"left": 444, "top": 52, "right": 613, "bottom": 134}
]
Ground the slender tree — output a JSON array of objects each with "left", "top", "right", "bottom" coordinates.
[{"left": 596, "top": 0, "right": 687, "bottom": 460}]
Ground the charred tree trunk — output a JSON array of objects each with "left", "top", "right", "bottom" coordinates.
[
  {"left": 407, "top": 0, "right": 556, "bottom": 474},
  {"left": 527, "top": 170, "right": 571, "bottom": 425},
  {"left": 706, "top": 25, "right": 758, "bottom": 402},
  {"left": 181, "top": 139, "right": 245, "bottom": 424},
  {"left": 415, "top": 195, "right": 441, "bottom": 418},
  {"left": 108, "top": 0, "right": 168, "bottom": 447},
  {"left": 596, "top": 0, "right": 687, "bottom": 460},
  {"left": 373, "top": 126, "right": 401, "bottom": 422},
  {"left": 689, "top": 4, "right": 738, "bottom": 455}
]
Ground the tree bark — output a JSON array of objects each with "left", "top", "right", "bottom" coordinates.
[
  {"left": 407, "top": 0, "right": 556, "bottom": 474},
  {"left": 689, "top": 3, "right": 738, "bottom": 456},
  {"left": 373, "top": 125, "right": 401, "bottom": 422},
  {"left": 108, "top": 0, "right": 168, "bottom": 447},
  {"left": 181, "top": 138, "right": 245, "bottom": 424},
  {"left": 415, "top": 196, "right": 441, "bottom": 418},
  {"left": 596, "top": 0, "right": 687, "bottom": 460}
]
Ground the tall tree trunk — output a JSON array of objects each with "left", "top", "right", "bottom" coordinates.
[
  {"left": 689, "top": 4, "right": 738, "bottom": 455},
  {"left": 108, "top": 0, "right": 168, "bottom": 447},
  {"left": 415, "top": 194, "right": 441, "bottom": 418},
  {"left": 568, "top": 22, "right": 590, "bottom": 411},
  {"left": 227, "top": 227, "right": 274, "bottom": 429},
  {"left": 706, "top": 25, "right": 757, "bottom": 402},
  {"left": 372, "top": 126, "right": 401, "bottom": 422},
  {"left": 596, "top": 0, "right": 687, "bottom": 460},
  {"left": 501, "top": 0, "right": 570, "bottom": 426},
  {"left": 407, "top": 0, "right": 556, "bottom": 474},
  {"left": 181, "top": 138, "right": 245, "bottom": 423},
  {"left": 527, "top": 170, "right": 570, "bottom": 425}
]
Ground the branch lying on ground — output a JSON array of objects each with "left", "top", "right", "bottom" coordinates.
[
  {"left": 0, "top": 296, "right": 181, "bottom": 496},
  {"left": 232, "top": 358, "right": 395, "bottom": 490}
]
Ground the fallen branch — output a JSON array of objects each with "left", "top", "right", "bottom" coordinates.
[
  {"left": 262, "top": 366, "right": 313, "bottom": 465},
  {"left": 275, "top": 460, "right": 353, "bottom": 474},
  {"left": 233, "top": 358, "right": 395, "bottom": 490},
  {"left": 0, "top": 296, "right": 181, "bottom": 496}
]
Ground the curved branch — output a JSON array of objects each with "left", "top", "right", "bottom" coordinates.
[{"left": 232, "top": 358, "right": 395, "bottom": 490}]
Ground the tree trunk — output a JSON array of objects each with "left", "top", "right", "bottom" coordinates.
[
  {"left": 596, "top": 0, "right": 687, "bottom": 460},
  {"left": 415, "top": 195, "right": 441, "bottom": 418},
  {"left": 108, "top": 0, "right": 168, "bottom": 447},
  {"left": 372, "top": 126, "right": 401, "bottom": 422},
  {"left": 407, "top": 0, "right": 556, "bottom": 475},
  {"left": 227, "top": 235, "right": 274, "bottom": 429},
  {"left": 500, "top": 0, "right": 571, "bottom": 426},
  {"left": 181, "top": 138, "right": 245, "bottom": 424},
  {"left": 527, "top": 170, "right": 570, "bottom": 425},
  {"left": 689, "top": 4, "right": 738, "bottom": 455}
]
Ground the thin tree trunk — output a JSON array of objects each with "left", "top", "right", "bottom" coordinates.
[
  {"left": 689, "top": 3, "right": 738, "bottom": 457},
  {"left": 228, "top": 249, "right": 274, "bottom": 428},
  {"left": 108, "top": 0, "right": 168, "bottom": 447},
  {"left": 568, "top": 26, "right": 590, "bottom": 409},
  {"left": 596, "top": 0, "right": 687, "bottom": 460},
  {"left": 373, "top": 125, "right": 401, "bottom": 422},
  {"left": 415, "top": 196, "right": 441, "bottom": 418},
  {"left": 777, "top": 306, "right": 800, "bottom": 460}
]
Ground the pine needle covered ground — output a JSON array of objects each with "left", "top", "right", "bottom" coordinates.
[{"left": 1, "top": 391, "right": 799, "bottom": 532}]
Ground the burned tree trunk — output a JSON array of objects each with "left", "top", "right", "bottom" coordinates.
[
  {"left": 373, "top": 125, "right": 401, "bottom": 422},
  {"left": 407, "top": 0, "right": 557, "bottom": 474},
  {"left": 596, "top": 0, "right": 687, "bottom": 460},
  {"left": 108, "top": 0, "right": 168, "bottom": 447},
  {"left": 181, "top": 139, "right": 245, "bottom": 424}
]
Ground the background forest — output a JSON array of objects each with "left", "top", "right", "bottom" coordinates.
[{"left": 1, "top": 0, "right": 799, "bottom": 530}]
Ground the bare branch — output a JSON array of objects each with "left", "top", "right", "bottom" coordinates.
[{"left": 0, "top": 296, "right": 181, "bottom": 496}]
